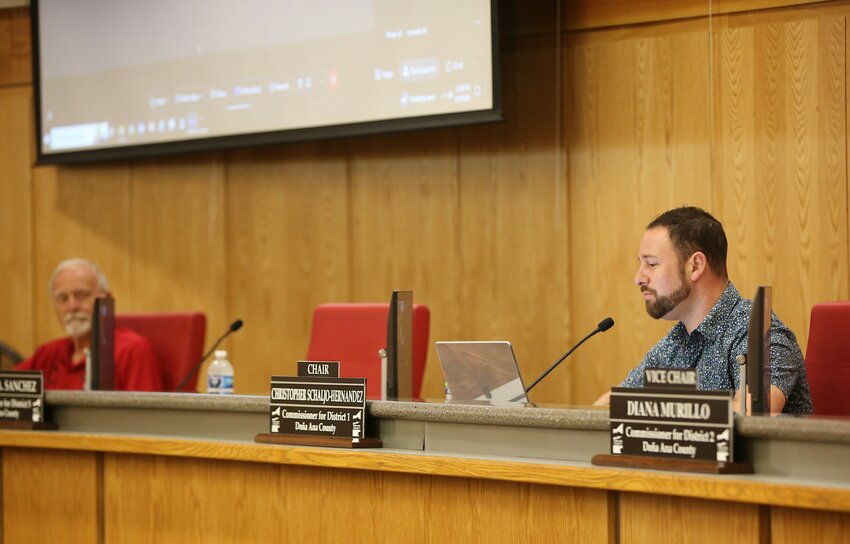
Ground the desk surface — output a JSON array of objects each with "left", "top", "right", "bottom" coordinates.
[{"left": 44, "top": 389, "right": 850, "bottom": 442}]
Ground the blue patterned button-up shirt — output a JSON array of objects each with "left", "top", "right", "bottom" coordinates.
[{"left": 621, "top": 282, "right": 812, "bottom": 415}]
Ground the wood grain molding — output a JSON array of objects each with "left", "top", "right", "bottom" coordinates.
[{"left": 563, "top": 0, "right": 833, "bottom": 31}]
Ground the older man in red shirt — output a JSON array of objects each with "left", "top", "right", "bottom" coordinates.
[{"left": 17, "top": 258, "right": 163, "bottom": 391}]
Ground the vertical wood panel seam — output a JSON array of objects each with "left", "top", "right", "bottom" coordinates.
[
  {"left": 345, "top": 141, "right": 354, "bottom": 300},
  {"left": 708, "top": 6, "right": 716, "bottom": 214},
  {"left": 760, "top": 504, "right": 772, "bottom": 544},
  {"left": 223, "top": 155, "right": 233, "bottom": 342},
  {"left": 554, "top": 0, "right": 571, "bottom": 402},
  {"left": 454, "top": 128, "right": 462, "bottom": 335},
  {"left": 128, "top": 164, "right": 135, "bottom": 307},
  {"left": 0, "top": 448, "right": 4, "bottom": 544},
  {"left": 844, "top": 12, "right": 850, "bottom": 298},
  {"left": 96, "top": 452, "right": 104, "bottom": 544},
  {"left": 558, "top": 12, "right": 578, "bottom": 400},
  {"left": 28, "top": 88, "right": 36, "bottom": 356},
  {"left": 608, "top": 490, "right": 620, "bottom": 544}
]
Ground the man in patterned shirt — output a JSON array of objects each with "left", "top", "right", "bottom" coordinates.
[{"left": 595, "top": 207, "right": 811, "bottom": 415}]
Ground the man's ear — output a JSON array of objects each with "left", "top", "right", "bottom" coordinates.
[{"left": 688, "top": 252, "right": 707, "bottom": 281}]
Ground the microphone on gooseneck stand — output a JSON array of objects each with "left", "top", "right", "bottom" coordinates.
[
  {"left": 174, "top": 319, "right": 244, "bottom": 392},
  {"left": 524, "top": 317, "right": 615, "bottom": 394}
]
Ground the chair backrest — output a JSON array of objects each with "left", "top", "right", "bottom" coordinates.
[
  {"left": 116, "top": 312, "right": 207, "bottom": 392},
  {"left": 306, "top": 303, "right": 430, "bottom": 399},
  {"left": 805, "top": 302, "right": 850, "bottom": 416}
]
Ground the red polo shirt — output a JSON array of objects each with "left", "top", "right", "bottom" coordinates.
[{"left": 17, "top": 327, "right": 164, "bottom": 391}]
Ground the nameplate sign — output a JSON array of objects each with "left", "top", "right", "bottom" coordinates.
[
  {"left": 644, "top": 367, "right": 697, "bottom": 389},
  {"left": 297, "top": 361, "right": 340, "bottom": 378},
  {"left": 609, "top": 387, "right": 734, "bottom": 462},
  {"left": 0, "top": 370, "right": 45, "bottom": 423},
  {"left": 269, "top": 376, "right": 367, "bottom": 441}
]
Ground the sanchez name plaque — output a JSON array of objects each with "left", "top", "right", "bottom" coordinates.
[
  {"left": 255, "top": 374, "right": 382, "bottom": 449},
  {"left": 0, "top": 370, "right": 54, "bottom": 429}
]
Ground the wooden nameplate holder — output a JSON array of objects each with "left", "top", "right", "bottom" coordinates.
[
  {"left": 255, "top": 433, "right": 382, "bottom": 449},
  {"left": 591, "top": 453, "right": 753, "bottom": 474},
  {"left": 0, "top": 420, "right": 57, "bottom": 431}
]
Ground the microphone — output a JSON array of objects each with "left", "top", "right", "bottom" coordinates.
[
  {"left": 524, "top": 317, "right": 615, "bottom": 394},
  {"left": 174, "top": 319, "right": 244, "bottom": 392}
]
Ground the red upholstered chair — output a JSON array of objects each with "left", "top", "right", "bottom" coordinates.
[
  {"left": 805, "top": 302, "right": 850, "bottom": 416},
  {"left": 116, "top": 312, "right": 207, "bottom": 392},
  {"left": 306, "top": 303, "right": 430, "bottom": 400}
]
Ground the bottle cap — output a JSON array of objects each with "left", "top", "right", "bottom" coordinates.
[{"left": 214, "top": 350, "right": 228, "bottom": 359}]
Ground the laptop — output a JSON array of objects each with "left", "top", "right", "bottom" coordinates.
[{"left": 435, "top": 341, "right": 529, "bottom": 403}]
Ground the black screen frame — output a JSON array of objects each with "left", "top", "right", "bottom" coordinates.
[
  {"left": 385, "top": 291, "right": 398, "bottom": 400},
  {"left": 746, "top": 286, "right": 772, "bottom": 415},
  {"left": 30, "top": 0, "right": 502, "bottom": 165},
  {"left": 90, "top": 296, "right": 116, "bottom": 391}
]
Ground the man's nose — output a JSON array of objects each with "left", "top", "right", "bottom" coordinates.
[
  {"left": 64, "top": 294, "right": 84, "bottom": 312},
  {"left": 634, "top": 267, "right": 646, "bottom": 286}
]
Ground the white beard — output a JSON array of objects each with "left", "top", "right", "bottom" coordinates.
[{"left": 63, "top": 312, "right": 91, "bottom": 338}]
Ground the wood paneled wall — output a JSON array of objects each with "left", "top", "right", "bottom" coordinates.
[
  {"left": 568, "top": 2, "right": 850, "bottom": 402},
  {"left": 0, "top": 2, "right": 847, "bottom": 402}
]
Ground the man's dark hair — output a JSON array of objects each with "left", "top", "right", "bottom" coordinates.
[{"left": 647, "top": 206, "right": 728, "bottom": 279}]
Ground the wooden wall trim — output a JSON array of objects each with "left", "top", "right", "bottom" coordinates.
[
  {"left": 1, "top": 431, "right": 849, "bottom": 512},
  {"left": 563, "top": 0, "right": 833, "bottom": 31},
  {"left": 501, "top": 0, "right": 836, "bottom": 39}
]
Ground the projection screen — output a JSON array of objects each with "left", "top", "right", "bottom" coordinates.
[{"left": 32, "top": 0, "right": 500, "bottom": 164}]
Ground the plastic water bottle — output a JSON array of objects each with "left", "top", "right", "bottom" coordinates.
[{"left": 207, "top": 350, "right": 234, "bottom": 394}]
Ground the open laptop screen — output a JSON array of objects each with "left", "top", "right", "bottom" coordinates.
[{"left": 435, "top": 341, "right": 528, "bottom": 403}]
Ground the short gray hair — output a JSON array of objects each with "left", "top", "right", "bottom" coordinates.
[{"left": 48, "top": 258, "right": 110, "bottom": 294}]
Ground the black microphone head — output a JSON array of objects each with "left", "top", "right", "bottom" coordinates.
[
  {"left": 230, "top": 319, "right": 244, "bottom": 332},
  {"left": 597, "top": 317, "right": 615, "bottom": 332}
]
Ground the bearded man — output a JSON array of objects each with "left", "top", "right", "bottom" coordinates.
[
  {"left": 17, "top": 259, "right": 163, "bottom": 391},
  {"left": 594, "top": 207, "right": 811, "bottom": 415}
]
